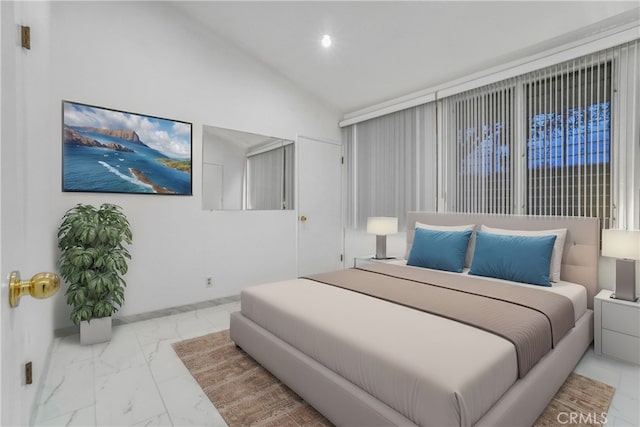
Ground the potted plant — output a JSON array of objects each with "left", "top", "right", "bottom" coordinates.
[{"left": 57, "top": 203, "right": 132, "bottom": 344}]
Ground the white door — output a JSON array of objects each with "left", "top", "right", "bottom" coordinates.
[{"left": 297, "top": 136, "right": 343, "bottom": 276}]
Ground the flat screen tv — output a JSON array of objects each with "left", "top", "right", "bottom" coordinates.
[{"left": 62, "top": 100, "right": 192, "bottom": 195}]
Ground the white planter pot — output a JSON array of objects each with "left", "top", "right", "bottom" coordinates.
[{"left": 80, "top": 316, "right": 112, "bottom": 345}]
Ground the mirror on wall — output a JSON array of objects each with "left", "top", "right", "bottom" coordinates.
[{"left": 202, "top": 125, "right": 295, "bottom": 210}]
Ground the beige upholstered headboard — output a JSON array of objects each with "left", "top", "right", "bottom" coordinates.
[{"left": 406, "top": 212, "right": 600, "bottom": 309}]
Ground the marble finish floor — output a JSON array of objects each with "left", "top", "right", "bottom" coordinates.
[{"left": 33, "top": 299, "right": 640, "bottom": 426}]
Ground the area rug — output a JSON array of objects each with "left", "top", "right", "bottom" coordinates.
[
  {"left": 172, "top": 330, "right": 614, "bottom": 427},
  {"left": 533, "top": 372, "right": 615, "bottom": 427}
]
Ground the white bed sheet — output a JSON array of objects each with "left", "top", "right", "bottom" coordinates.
[{"left": 241, "top": 278, "right": 518, "bottom": 427}]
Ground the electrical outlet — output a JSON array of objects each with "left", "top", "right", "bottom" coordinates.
[
  {"left": 206, "top": 277, "right": 213, "bottom": 288},
  {"left": 25, "top": 361, "right": 32, "bottom": 385}
]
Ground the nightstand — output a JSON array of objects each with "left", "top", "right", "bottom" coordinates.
[
  {"left": 353, "top": 255, "right": 397, "bottom": 268},
  {"left": 594, "top": 289, "right": 640, "bottom": 365}
]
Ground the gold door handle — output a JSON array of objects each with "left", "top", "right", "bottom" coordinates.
[
  {"left": 299, "top": 215, "right": 308, "bottom": 222},
  {"left": 9, "top": 271, "right": 60, "bottom": 308}
]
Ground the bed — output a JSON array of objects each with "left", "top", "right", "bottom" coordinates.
[{"left": 230, "top": 212, "right": 599, "bottom": 426}]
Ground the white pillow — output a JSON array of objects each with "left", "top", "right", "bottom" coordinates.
[
  {"left": 480, "top": 225, "right": 567, "bottom": 282},
  {"left": 411, "top": 222, "right": 476, "bottom": 267}
]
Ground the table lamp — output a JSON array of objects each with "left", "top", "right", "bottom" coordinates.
[
  {"left": 602, "top": 229, "right": 640, "bottom": 302},
  {"left": 367, "top": 217, "right": 398, "bottom": 260}
]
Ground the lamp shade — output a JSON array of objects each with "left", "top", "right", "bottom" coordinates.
[
  {"left": 367, "top": 217, "right": 398, "bottom": 236},
  {"left": 602, "top": 229, "right": 640, "bottom": 260}
]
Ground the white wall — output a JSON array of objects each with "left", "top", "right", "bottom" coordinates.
[
  {"left": 0, "top": 2, "right": 340, "bottom": 418},
  {"left": 46, "top": 1, "right": 341, "bottom": 325},
  {"left": 1, "top": 1, "right": 334, "bottom": 423},
  {"left": 3, "top": 0, "right": 341, "bottom": 419},
  {"left": 2, "top": 0, "right": 341, "bottom": 419}
]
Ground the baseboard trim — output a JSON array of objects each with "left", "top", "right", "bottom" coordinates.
[{"left": 54, "top": 294, "right": 240, "bottom": 337}]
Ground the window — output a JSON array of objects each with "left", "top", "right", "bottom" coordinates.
[
  {"left": 440, "top": 41, "right": 639, "bottom": 231},
  {"left": 446, "top": 84, "right": 515, "bottom": 214},
  {"left": 525, "top": 62, "right": 612, "bottom": 225},
  {"left": 344, "top": 40, "right": 639, "bottom": 231}
]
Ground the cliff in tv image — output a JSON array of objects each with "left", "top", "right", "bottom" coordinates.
[
  {"left": 63, "top": 125, "right": 134, "bottom": 153},
  {"left": 130, "top": 169, "right": 176, "bottom": 194},
  {"left": 73, "top": 127, "right": 149, "bottom": 146}
]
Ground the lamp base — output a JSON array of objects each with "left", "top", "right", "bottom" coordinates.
[
  {"left": 374, "top": 235, "right": 387, "bottom": 260},
  {"left": 612, "top": 259, "right": 638, "bottom": 302}
]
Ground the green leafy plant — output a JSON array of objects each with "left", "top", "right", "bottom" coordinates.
[{"left": 57, "top": 203, "right": 132, "bottom": 325}]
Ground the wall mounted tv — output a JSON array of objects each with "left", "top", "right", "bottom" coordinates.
[{"left": 62, "top": 100, "right": 192, "bottom": 195}]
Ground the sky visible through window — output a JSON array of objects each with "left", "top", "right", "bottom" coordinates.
[
  {"left": 457, "top": 101, "right": 610, "bottom": 176},
  {"left": 527, "top": 102, "right": 610, "bottom": 169}
]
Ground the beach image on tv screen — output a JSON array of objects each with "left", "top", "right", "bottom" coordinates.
[{"left": 62, "top": 101, "right": 192, "bottom": 195}]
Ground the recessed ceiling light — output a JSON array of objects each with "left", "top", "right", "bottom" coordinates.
[{"left": 321, "top": 34, "right": 332, "bottom": 48}]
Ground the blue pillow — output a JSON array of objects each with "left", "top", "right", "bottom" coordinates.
[
  {"left": 407, "top": 228, "right": 472, "bottom": 273},
  {"left": 469, "top": 231, "right": 557, "bottom": 286}
]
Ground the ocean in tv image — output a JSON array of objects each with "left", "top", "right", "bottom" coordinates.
[{"left": 63, "top": 101, "right": 192, "bottom": 195}]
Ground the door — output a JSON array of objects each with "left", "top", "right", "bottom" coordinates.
[
  {"left": 297, "top": 136, "right": 343, "bottom": 276},
  {"left": 1, "top": 3, "right": 52, "bottom": 424}
]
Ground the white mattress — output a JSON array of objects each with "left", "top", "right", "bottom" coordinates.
[{"left": 385, "top": 260, "right": 587, "bottom": 321}]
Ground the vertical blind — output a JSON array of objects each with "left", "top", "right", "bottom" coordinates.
[
  {"left": 613, "top": 41, "right": 640, "bottom": 229},
  {"left": 344, "top": 40, "right": 638, "bottom": 230},
  {"left": 246, "top": 143, "right": 294, "bottom": 210},
  {"left": 344, "top": 103, "right": 437, "bottom": 229},
  {"left": 523, "top": 57, "right": 612, "bottom": 227},
  {"left": 442, "top": 40, "right": 639, "bottom": 229},
  {"left": 442, "top": 80, "right": 516, "bottom": 214}
]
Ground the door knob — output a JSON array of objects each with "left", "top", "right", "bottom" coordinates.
[
  {"left": 299, "top": 215, "right": 308, "bottom": 222},
  {"left": 9, "top": 271, "right": 60, "bottom": 308}
]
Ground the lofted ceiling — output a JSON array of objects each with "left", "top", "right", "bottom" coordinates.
[{"left": 171, "top": 1, "right": 640, "bottom": 116}]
